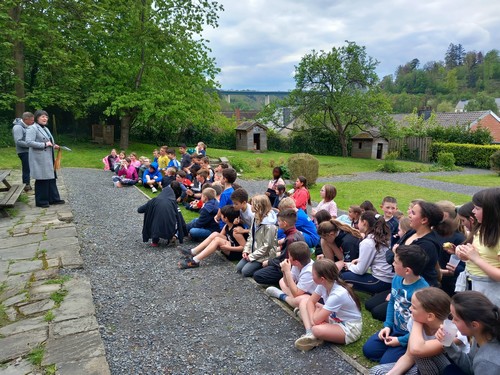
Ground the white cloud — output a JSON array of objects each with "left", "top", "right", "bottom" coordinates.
[{"left": 203, "top": 0, "right": 500, "bottom": 90}]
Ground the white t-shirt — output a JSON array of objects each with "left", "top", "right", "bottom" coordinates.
[
  {"left": 291, "top": 261, "right": 316, "bottom": 295},
  {"left": 315, "top": 283, "right": 361, "bottom": 323},
  {"left": 240, "top": 204, "right": 254, "bottom": 228},
  {"left": 407, "top": 318, "right": 470, "bottom": 352}
]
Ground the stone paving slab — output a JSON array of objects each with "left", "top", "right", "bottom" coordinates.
[
  {"left": 0, "top": 243, "right": 38, "bottom": 261},
  {"left": 53, "top": 356, "right": 111, "bottom": 375},
  {"left": 0, "top": 316, "right": 46, "bottom": 336},
  {"left": 42, "top": 330, "right": 106, "bottom": 365},
  {"left": 8, "top": 260, "right": 43, "bottom": 275},
  {"left": 0, "top": 328, "right": 48, "bottom": 363},
  {"left": 0, "top": 170, "right": 110, "bottom": 374},
  {"left": 51, "top": 316, "right": 99, "bottom": 338},
  {"left": 0, "top": 234, "right": 44, "bottom": 249},
  {"left": 0, "top": 359, "right": 33, "bottom": 375}
]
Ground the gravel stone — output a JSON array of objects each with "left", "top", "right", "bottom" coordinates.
[{"left": 62, "top": 168, "right": 358, "bottom": 375}]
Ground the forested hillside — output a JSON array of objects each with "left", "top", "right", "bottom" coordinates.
[{"left": 379, "top": 43, "right": 500, "bottom": 113}]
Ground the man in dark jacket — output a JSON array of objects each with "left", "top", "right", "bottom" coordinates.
[
  {"left": 12, "top": 112, "right": 34, "bottom": 191},
  {"left": 138, "top": 185, "right": 186, "bottom": 247}
]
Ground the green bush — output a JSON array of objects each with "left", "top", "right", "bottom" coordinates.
[
  {"left": 437, "top": 152, "right": 456, "bottom": 171},
  {"left": 287, "top": 153, "right": 319, "bottom": 185},
  {"left": 255, "top": 157, "right": 263, "bottom": 168},
  {"left": 431, "top": 142, "right": 500, "bottom": 169},
  {"left": 490, "top": 150, "right": 500, "bottom": 176},
  {"left": 229, "top": 158, "right": 252, "bottom": 174},
  {"left": 377, "top": 151, "right": 403, "bottom": 173}
]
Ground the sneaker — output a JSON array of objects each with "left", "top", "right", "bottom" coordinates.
[
  {"left": 293, "top": 307, "right": 303, "bottom": 322},
  {"left": 151, "top": 242, "right": 159, "bottom": 247},
  {"left": 265, "top": 286, "right": 283, "bottom": 299},
  {"left": 151, "top": 187, "right": 157, "bottom": 193},
  {"left": 178, "top": 258, "right": 199, "bottom": 269},
  {"left": 179, "top": 248, "right": 194, "bottom": 257},
  {"left": 294, "top": 333, "right": 324, "bottom": 351},
  {"left": 24, "top": 185, "right": 32, "bottom": 192}
]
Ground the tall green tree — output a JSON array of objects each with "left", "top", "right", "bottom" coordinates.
[
  {"left": 260, "top": 42, "right": 392, "bottom": 157},
  {"left": 0, "top": 0, "right": 95, "bottom": 116},
  {"left": 85, "top": 0, "right": 223, "bottom": 149}
]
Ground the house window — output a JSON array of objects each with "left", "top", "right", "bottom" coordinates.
[{"left": 358, "top": 142, "right": 362, "bottom": 149}]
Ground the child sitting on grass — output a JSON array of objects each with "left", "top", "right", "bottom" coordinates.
[
  {"left": 294, "top": 258, "right": 362, "bottom": 351},
  {"left": 178, "top": 205, "right": 248, "bottom": 269},
  {"left": 265, "top": 241, "right": 316, "bottom": 308},
  {"left": 142, "top": 162, "right": 162, "bottom": 192},
  {"left": 185, "top": 187, "right": 219, "bottom": 242},
  {"left": 236, "top": 195, "right": 278, "bottom": 277},
  {"left": 363, "top": 245, "right": 430, "bottom": 365},
  {"left": 253, "top": 209, "right": 304, "bottom": 285}
]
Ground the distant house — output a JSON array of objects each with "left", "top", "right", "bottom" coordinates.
[
  {"left": 455, "top": 98, "right": 500, "bottom": 113},
  {"left": 235, "top": 121, "right": 268, "bottom": 151},
  {"left": 351, "top": 130, "right": 389, "bottom": 159},
  {"left": 391, "top": 110, "right": 500, "bottom": 143}
]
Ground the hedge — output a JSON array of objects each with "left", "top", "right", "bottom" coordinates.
[{"left": 430, "top": 142, "right": 500, "bottom": 169}]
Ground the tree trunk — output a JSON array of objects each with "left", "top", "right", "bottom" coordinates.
[
  {"left": 9, "top": 5, "right": 25, "bottom": 116},
  {"left": 339, "top": 132, "right": 349, "bottom": 157},
  {"left": 119, "top": 113, "right": 131, "bottom": 150}
]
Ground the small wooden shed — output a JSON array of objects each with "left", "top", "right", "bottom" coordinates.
[
  {"left": 351, "top": 130, "right": 389, "bottom": 159},
  {"left": 236, "top": 121, "right": 268, "bottom": 151}
]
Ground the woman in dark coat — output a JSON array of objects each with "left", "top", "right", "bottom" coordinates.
[
  {"left": 25, "top": 110, "right": 64, "bottom": 208},
  {"left": 138, "top": 185, "right": 186, "bottom": 247}
]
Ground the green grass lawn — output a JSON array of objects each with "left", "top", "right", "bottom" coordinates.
[
  {"left": 309, "top": 180, "right": 471, "bottom": 212},
  {"left": 424, "top": 173, "right": 500, "bottom": 187}
]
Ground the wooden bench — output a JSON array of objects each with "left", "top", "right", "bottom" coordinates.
[{"left": 0, "top": 170, "right": 25, "bottom": 217}]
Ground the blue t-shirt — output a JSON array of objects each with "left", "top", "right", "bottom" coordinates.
[
  {"left": 218, "top": 187, "right": 234, "bottom": 229},
  {"left": 384, "top": 275, "right": 429, "bottom": 347},
  {"left": 167, "top": 159, "right": 181, "bottom": 170}
]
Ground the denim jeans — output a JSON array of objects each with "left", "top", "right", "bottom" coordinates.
[{"left": 236, "top": 258, "right": 263, "bottom": 277}]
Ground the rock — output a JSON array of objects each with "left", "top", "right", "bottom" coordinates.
[{"left": 0, "top": 328, "right": 47, "bottom": 363}]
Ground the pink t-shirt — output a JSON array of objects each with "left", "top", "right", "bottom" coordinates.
[{"left": 315, "top": 200, "right": 338, "bottom": 218}]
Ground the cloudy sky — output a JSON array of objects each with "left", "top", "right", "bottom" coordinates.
[{"left": 202, "top": 0, "right": 500, "bottom": 91}]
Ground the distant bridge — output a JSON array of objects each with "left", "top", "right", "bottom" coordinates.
[{"left": 217, "top": 90, "right": 290, "bottom": 105}]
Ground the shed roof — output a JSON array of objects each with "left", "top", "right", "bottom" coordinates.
[{"left": 235, "top": 121, "right": 268, "bottom": 131}]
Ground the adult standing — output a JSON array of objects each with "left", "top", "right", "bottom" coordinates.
[
  {"left": 12, "top": 112, "right": 35, "bottom": 191},
  {"left": 25, "top": 110, "right": 65, "bottom": 208}
]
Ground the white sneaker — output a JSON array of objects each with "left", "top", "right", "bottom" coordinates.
[
  {"left": 294, "top": 333, "right": 324, "bottom": 351},
  {"left": 265, "top": 286, "right": 283, "bottom": 299},
  {"left": 151, "top": 187, "right": 157, "bottom": 193}
]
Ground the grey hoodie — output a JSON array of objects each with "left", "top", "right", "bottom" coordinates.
[{"left": 12, "top": 118, "right": 29, "bottom": 154}]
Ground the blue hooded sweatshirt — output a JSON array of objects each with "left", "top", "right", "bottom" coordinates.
[{"left": 142, "top": 162, "right": 163, "bottom": 185}]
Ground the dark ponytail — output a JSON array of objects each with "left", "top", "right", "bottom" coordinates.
[
  {"left": 452, "top": 291, "right": 500, "bottom": 341},
  {"left": 360, "top": 211, "right": 390, "bottom": 251}
]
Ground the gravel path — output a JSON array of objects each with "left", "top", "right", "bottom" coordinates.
[{"left": 62, "top": 168, "right": 358, "bottom": 375}]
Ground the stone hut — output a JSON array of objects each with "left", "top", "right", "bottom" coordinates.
[
  {"left": 351, "top": 130, "right": 388, "bottom": 159},
  {"left": 235, "top": 121, "right": 268, "bottom": 151}
]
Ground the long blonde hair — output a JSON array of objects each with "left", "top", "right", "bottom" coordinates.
[
  {"left": 251, "top": 194, "right": 272, "bottom": 224},
  {"left": 317, "top": 219, "right": 362, "bottom": 239}
]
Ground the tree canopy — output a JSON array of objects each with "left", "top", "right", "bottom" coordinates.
[
  {"left": 259, "top": 41, "right": 392, "bottom": 156},
  {"left": 1, "top": 0, "right": 224, "bottom": 148}
]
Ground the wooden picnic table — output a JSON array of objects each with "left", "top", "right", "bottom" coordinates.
[{"left": 0, "top": 170, "right": 25, "bottom": 217}]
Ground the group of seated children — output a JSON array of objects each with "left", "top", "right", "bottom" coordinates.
[{"left": 137, "top": 158, "right": 500, "bottom": 372}]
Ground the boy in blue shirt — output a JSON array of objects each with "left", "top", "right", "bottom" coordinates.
[
  {"left": 214, "top": 168, "right": 237, "bottom": 230},
  {"left": 362, "top": 244, "right": 429, "bottom": 364}
]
